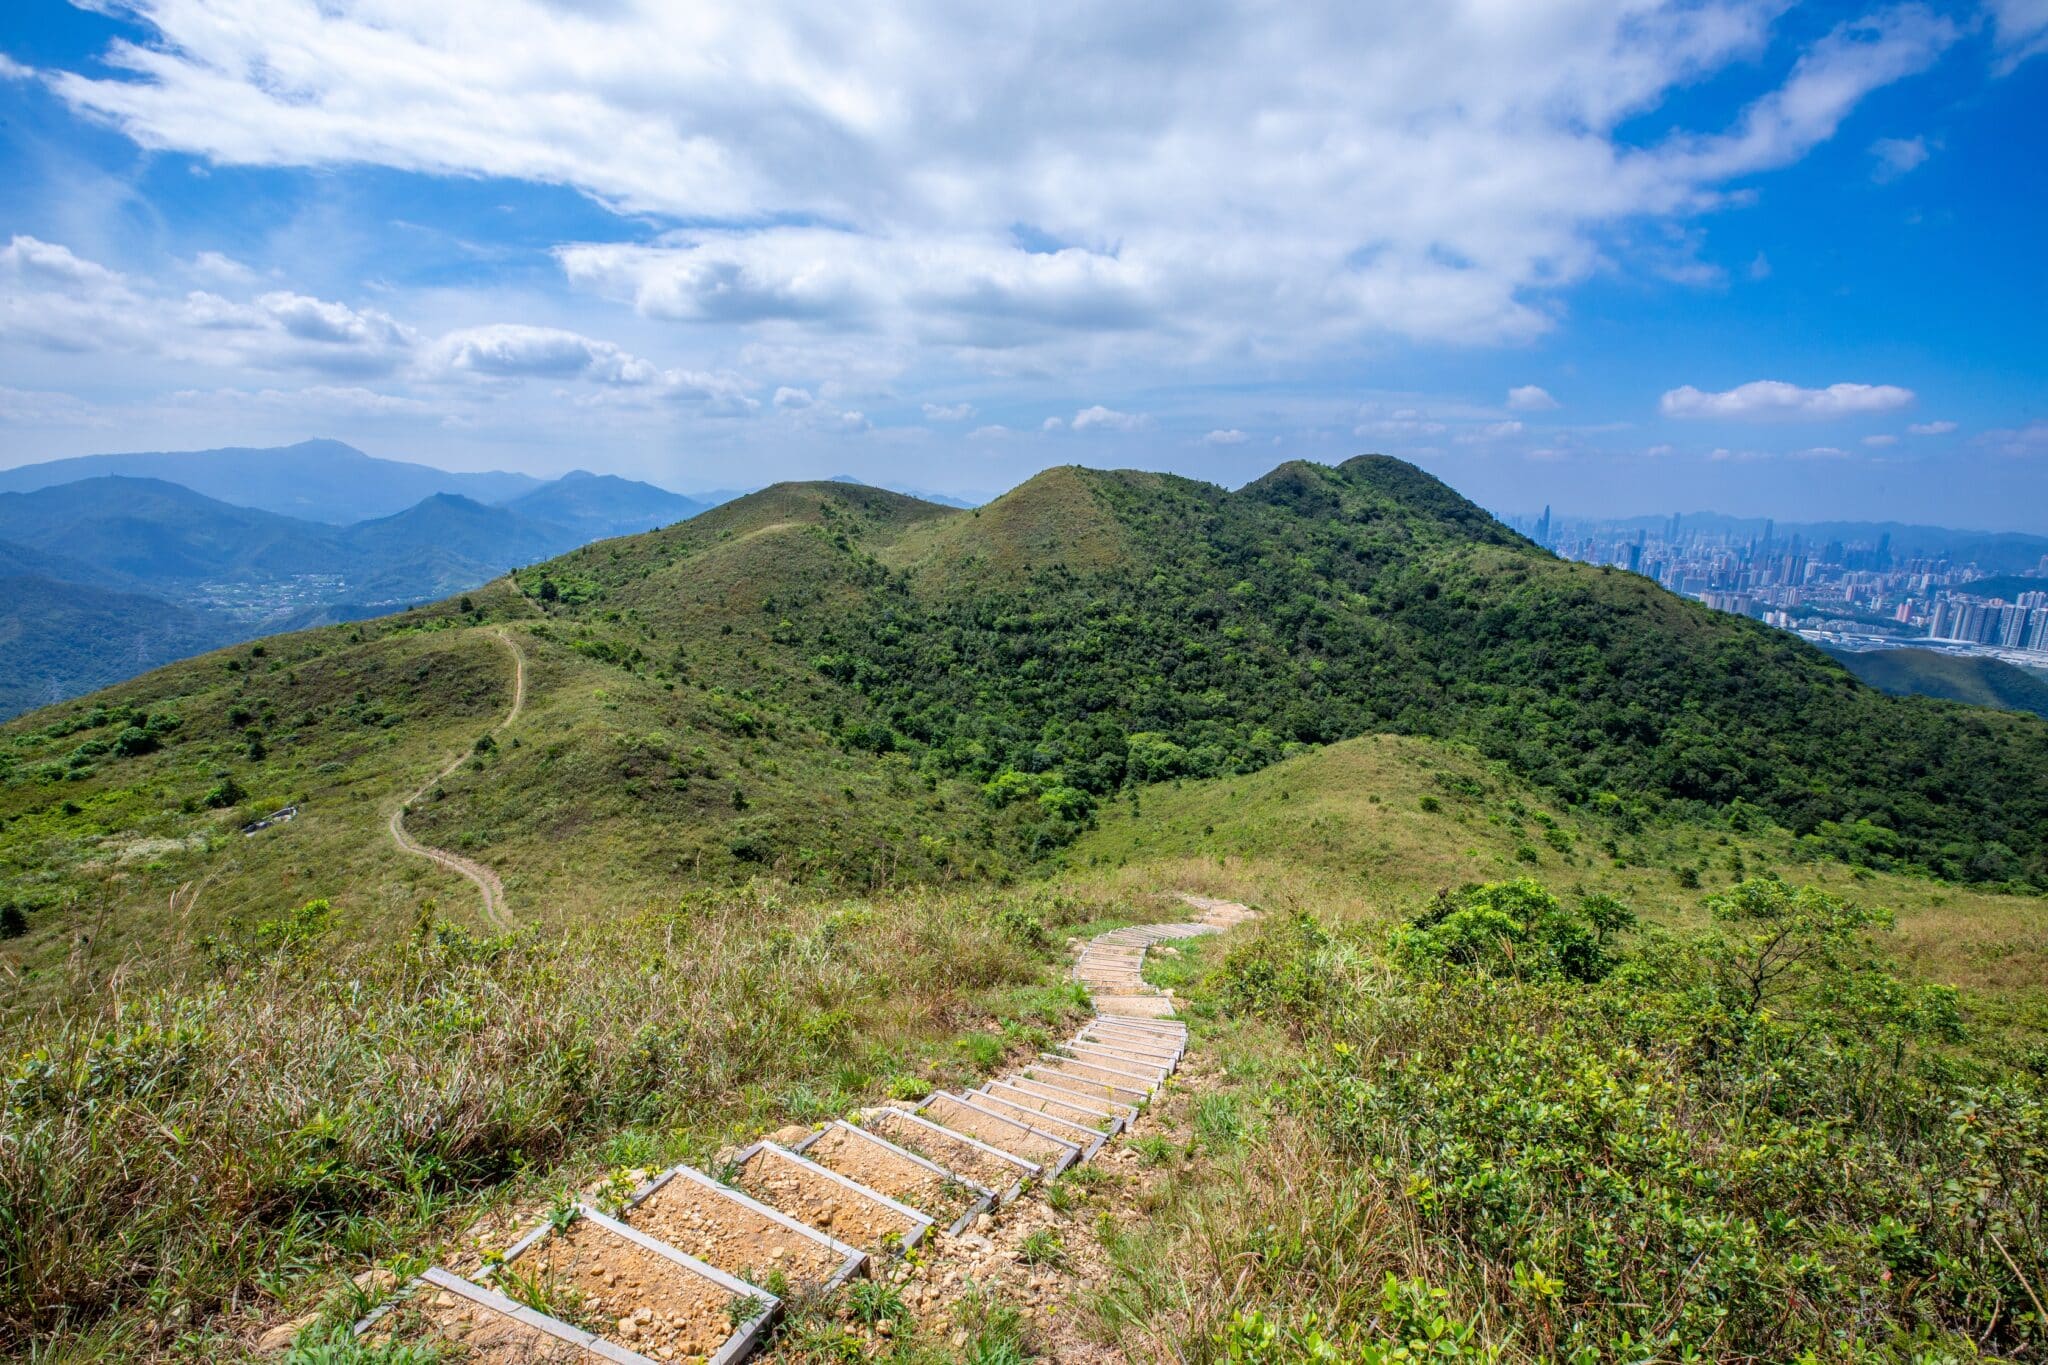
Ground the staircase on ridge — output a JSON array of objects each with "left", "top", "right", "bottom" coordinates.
[{"left": 349, "top": 897, "right": 1251, "bottom": 1363}]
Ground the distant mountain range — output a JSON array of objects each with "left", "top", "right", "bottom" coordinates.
[
  {"left": 0, "top": 438, "right": 543, "bottom": 524},
  {"left": 0, "top": 445, "right": 712, "bottom": 717}
]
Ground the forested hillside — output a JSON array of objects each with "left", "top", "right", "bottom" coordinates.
[
  {"left": 526, "top": 455, "right": 2048, "bottom": 887},
  {"left": 6, "top": 456, "right": 2047, "bottom": 976}
]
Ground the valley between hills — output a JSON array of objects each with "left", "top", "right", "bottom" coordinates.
[{"left": 2, "top": 457, "right": 2045, "bottom": 1362}]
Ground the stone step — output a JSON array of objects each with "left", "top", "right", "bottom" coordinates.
[
  {"left": 730, "top": 1141, "right": 934, "bottom": 1258},
  {"left": 855, "top": 1107, "right": 1041, "bottom": 1202},
  {"left": 791, "top": 1120, "right": 996, "bottom": 1236},
  {"left": 618, "top": 1164, "right": 864, "bottom": 1295},
  {"left": 485, "top": 1205, "right": 777, "bottom": 1364},
  {"left": 910, "top": 1093, "right": 1081, "bottom": 1175}
]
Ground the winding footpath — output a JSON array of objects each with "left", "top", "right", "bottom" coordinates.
[
  {"left": 387, "top": 628, "right": 525, "bottom": 931},
  {"left": 345, "top": 895, "right": 1256, "bottom": 1363}
]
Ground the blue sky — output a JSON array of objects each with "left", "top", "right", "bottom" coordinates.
[{"left": 1, "top": 0, "right": 2043, "bottom": 528}]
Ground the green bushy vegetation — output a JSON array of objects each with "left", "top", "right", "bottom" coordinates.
[{"left": 1097, "top": 876, "right": 2046, "bottom": 1362}]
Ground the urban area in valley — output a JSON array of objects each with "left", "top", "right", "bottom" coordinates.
[{"left": 1514, "top": 508, "right": 2048, "bottom": 667}]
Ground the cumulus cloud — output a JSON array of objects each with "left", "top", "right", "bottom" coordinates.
[
  {"left": 1659, "top": 380, "right": 1915, "bottom": 419},
  {"left": 968, "top": 424, "right": 1011, "bottom": 440},
  {"left": 773, "top": 386, "right": 815, "bottom": 409},
  {"left": 1201, "top": 428, "right": 1249, "bottom": 445},
  {"left": 1863, "top": 433, "right": 1899, "bottom": 446},
  {"left": 1507, "top": 385, "right": 1559, "bottom": 411},
  {"left": 1069, "top": 404, "right": 1149, "bottom": 433},
  {"left": 922, "top": 401, "right": 975, "bottom": 421},
  {"left": 1908, "top": 419, "right": 1957, "bottom": 435},
  {"left": 34, "top": 1, "right": 1957, "bottom": 362}
]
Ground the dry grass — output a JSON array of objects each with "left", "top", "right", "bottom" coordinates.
[{"left": 0, "top": 882, "right": 1105, "bottom": 1358}]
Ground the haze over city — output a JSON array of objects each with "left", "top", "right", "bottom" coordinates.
[{"left": 2, "top": 0, "right": 2044, "bottom": 528}]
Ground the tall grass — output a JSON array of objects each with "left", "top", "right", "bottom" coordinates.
[{"left": 0, "top": 883, "right": 1093, "bottom": 1356}]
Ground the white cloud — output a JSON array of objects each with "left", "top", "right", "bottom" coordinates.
[
  {"left": 1659, "top": 380, "right": 1915, "bottom": 419},
  {"left": 968, "top": 424, "right": 1011, "bottom": 440},
  {"left": 36, "top": 1, "right": 1957, "bottom": 362},
  {"left": 840, "top": 410, "right": 870, "bottom": 431},
  {"left": 190, "top": 250, "right": 256, "bottom": 284},
  {"left": 922, "top": 401, "right": 975, "bottom": 421},
  {"left": 1869, "top": 135, "right": 1930, "bottom": 181},
  {"left": 1201, "top": 428, "right": 1249, "bottom": 445},
  {"left": 1041, "top": 416, "right": 1066, "bottom": 432},
  {"left": 1908, "top": 419, "right": 1957, "bottom": 435},
  {"left": 1986, "top": 0, "right": 2048, "bottom": 74},
  {"left": 1069, "top": 404, "right": 1149, "bottom": 433},
  {"left": 0, "top": 53, "right": 33, "bottom": 83},
  {"left": 1862, "top": 433, "right": 1898, "bottom": 447},
  {"left": 773, "top": 386, "right": 815, "bottom": 409},
  {"left": 1507, "top": 385, "right": 1559, "bottom": 411},
  {"left": 1979, "top": 420, "right": 2048, "bottom": 457}
]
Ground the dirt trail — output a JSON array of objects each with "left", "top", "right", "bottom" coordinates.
[{"left": 387, "top": 629, "right": 524, "bottom": 930}]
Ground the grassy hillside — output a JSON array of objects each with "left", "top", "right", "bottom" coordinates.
[
  {"left": 1829, "top": 644, "right": 2048, "bottom": 718},
  {"left": 10, "top": 458, "right": 2048, "bottom": 993}
]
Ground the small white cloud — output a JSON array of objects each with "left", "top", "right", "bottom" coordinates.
[
  {"left": 968, "top": 424, "right": 1011, "bottom": 440},
  {"left": 1041, "top": 416, "right": 1066, "bottom": 432},
  {"left": 773, "top": 385, "right": 814, "bottom": 409},
  {"left": 1792, "top": 446, "right": 1852, "bottom": 460},
  {"left": 1507, "top": 385, "right": 1557, "bottom": 412},
  {"left": 1747, "top": 252, "right": 1771, "bottom": 281},
  {"left": 1070, "top": 404, "right": 1149, "bottom": 432},
  {"left": 1870, "top": 135, "right": 1930, "bottom": 181},
  {"left": 1201, "top": 428, "right": 1249, "bottom": 445},
  {"left": 1987, "top": 0, "right": 2048, "bottom": 74},
  {"left": 1908, "top": 420, "right": 1957, "bottom": 435},
  {"left": 1645, "top": 443, "right": 1677, "bottom": 457},
  {"left": 0, "top": 53, "right": 34, "bottom": 82},
  {"left": 1979, "top": 420, "right": 2048, "bottom": 457},
  {"left": 839, "top": 409, "right": 870, "bottom": 430},
  {"left": 1659, "top": 380, "right": 1915, "bottom": 420},
  {"left": 921, "top": 401, "right": 975, "bottom": 421},
  {"left": 190, "top": 250, "right": 256, "bottom": 284},
  {"left": 1862, "top": 433, "right": 1898, "bottom": 447}
]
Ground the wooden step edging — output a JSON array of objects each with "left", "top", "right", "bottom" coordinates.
[
  {"left": 853, "top": 1107, "right": 1041, "bottom": 1203},
  {"left": 733, "top": 1141, "right": 936, "bottom": 1258},
  {"left": 355, "top": 1265, "right": 666, "bottom": 1364},
  {"left": 621, "top": 1163, "right": 867, "bottom": 1293},
  {"left": 487, "top": 1204, "right": 781, "bottom": 1365},
  {"left": 913, "top": 1092, "right": 1083, "bottom": 1176},
  {"left": 791, "top": 1120, "right": 999, "bottom": 1237}
]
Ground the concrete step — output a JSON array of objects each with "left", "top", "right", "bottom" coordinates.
[
  {"left": 485, "top": 1205, "right": 777, "bottom": 1364},
  {"left": 730, "top": 1141, "right": 934, "bottom": 1257},
  {"left": 910, "top": 1092, "right": 1081, "bottom": 1175},
  {"left": 617, "top": 1164, "right": 864, "bottom": 1295},
  {"left": 791, "top": 1120, "right": 996, "bottom": 1236},
  {"left": 855, "top": 1107, "right": 1041, "bottom": 1202}
]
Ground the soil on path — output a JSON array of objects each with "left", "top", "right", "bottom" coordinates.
[{"left": 387, "top": 627, "right": 525, "bottom": 929}]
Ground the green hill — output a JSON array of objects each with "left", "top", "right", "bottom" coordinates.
[
  {"left": 6, "top": 457, "right": 2048, "bottom": 980},
  {"left": 1826, "top": 646, "right": 2048, "bottom": 719}
]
